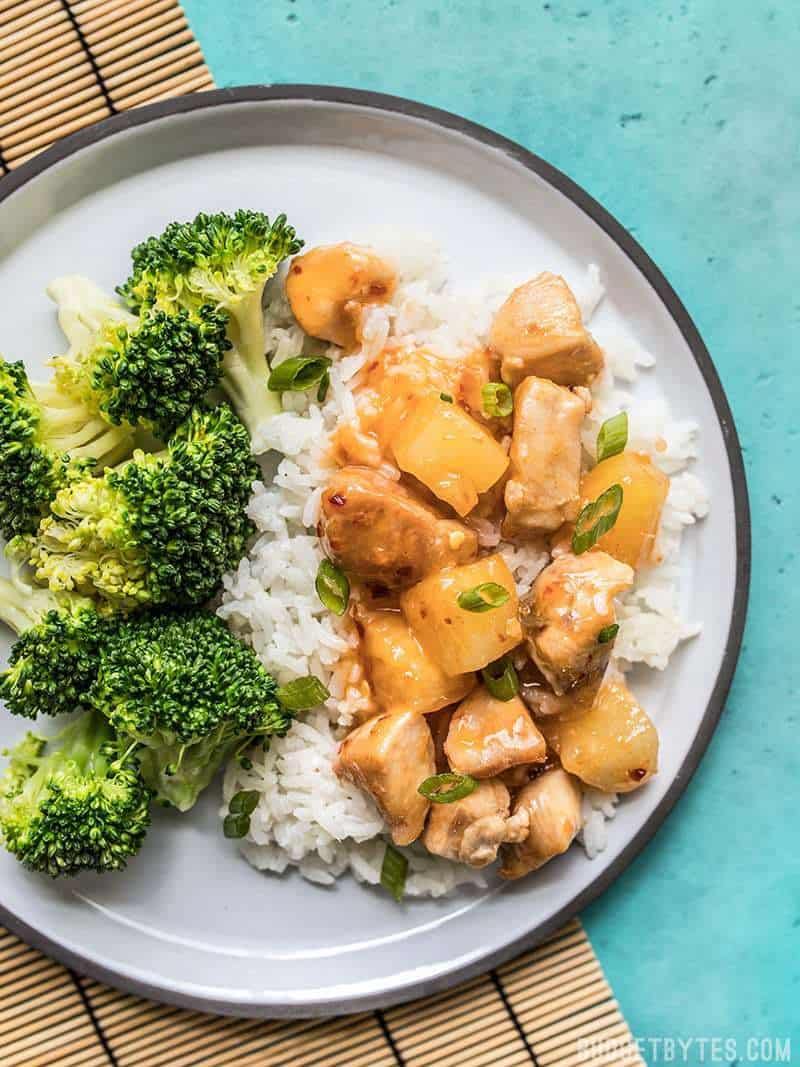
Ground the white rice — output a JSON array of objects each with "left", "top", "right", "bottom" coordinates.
[{"left": 220, "top": 240, "right": 708, "bottom": 895}]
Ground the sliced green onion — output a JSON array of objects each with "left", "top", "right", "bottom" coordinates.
[
  {"left": 457, "top": 582, "right": 510, "bottom": 613},
  {"left": 597, "top": 412, "right": 628, "bottom": 462},
  {"left": 481, "top": 656, "right": 520, "bottom": 701},
  {"left": 238, "top": 756, "right": 253, "bottom": 771},
  {"left": 597, "top": 623, "right": 619, "bottom": 644},
  {"left": 229, "top": 790, "right": 260, "bottom": 816},
  {"left": 317, "top": 370, "right": 330, "bottom": 403},
  {"left": 481, "top": 381, "right": 513, "bottom": 417},
  {"left": 223, "top": 813, "right": 251, "bottom": 839},
  {"left": 380, "top": 843, "right": 408, "bottom": 903},
  {"left": 572, "top": 484, "right": 624, "bottom": 555},
  {"left": 316, "top": 559, "right": 350, "bottom": 616},
  {"left": 440, "top": 392, "right": 454, "bottom": 403},
  {"left": 268, "top": 356, "right": 332, "bottom": 392},
  {"left": 418, "top": 772, "right": 478, "bottom": 804},
  {"left": 276, "top": 676, "right": 330, "bottom": 711}
]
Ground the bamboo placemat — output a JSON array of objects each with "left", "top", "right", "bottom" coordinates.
[
  {"left": 0, "top": 2, "right": 645, "bottom": 1063},
  {"left": 1, "top": 919, "right": 643, "bottom": 1066},
  {"left": 0, "top": 0, "right": 212, "bottom": 171}
]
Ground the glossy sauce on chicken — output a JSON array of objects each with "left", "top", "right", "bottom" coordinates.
[{"left": 286, "top": 245, "right": 667, "bottom": 883}]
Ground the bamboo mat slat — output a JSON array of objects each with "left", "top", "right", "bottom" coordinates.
[
  {"left": 0, "top": 1, "right": 645, "bottom": 1063},
  {"left": 0, "top": 0, "right": 212, "bottom": 170}
]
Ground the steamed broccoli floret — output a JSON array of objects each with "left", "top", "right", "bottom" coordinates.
[
  {"left": 0, "top": 564, "right": 106, "bottom": 719},
  {"left": 0, "top": 359, "right": 134, "bottom": 540},
  {"left": 89, "top": 609, "right": 289, "bottom": 811},
  {"left": 14, "top": 404, "right": 259, "bottom": 613},
  {"left": 0, "top": 710, "right": 151, "bottom": 876},
  {"left": 117, "top": 210, "right": 303, "bottom": 445},
  {"left": 48, "top": 276, "right": 230, "bottom": 436}
]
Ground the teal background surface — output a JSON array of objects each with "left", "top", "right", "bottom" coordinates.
[{"left": 182, "top": 0, "right": 798, "bottom": 1052}]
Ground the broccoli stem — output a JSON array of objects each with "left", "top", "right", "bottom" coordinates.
[
  {"left": 33, "top": 382, "right": 133, "bottom": 468},
  {"left": 24, "top": 712, "right": 115, "bottom": 787},
  {"left": 47, "top": 275, "right": 136, "bottom": 351},
  {"left": 219, "top": 290, "right": 281, "bottom": 440},
  {"left": 0, "top": 570, "right": 61, "bottom": 635},
  {"left": 136, "top": 730, "right": 236, "bottom": 812},
  {"left": 219, "top": 346, "right": 282, "bottom": 442},
  {"left": 0, "top": 579, "right": 38, "bottom": 635}
]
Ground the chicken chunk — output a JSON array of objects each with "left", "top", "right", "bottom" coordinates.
[
  {"left": 498, "top": 764, "right": 538, "bottom": 791},
  {"left": 334, "top": 710, "right": 434, "bottom": 846},
  {"left": 456, "top": 347, "right": 510, "bottom": 431},
  {"left": 286, "top": 242, "right": 397, "bottom": 349},
  {"left": 500, "top": 768, "right": 583, "bottom": 879},
  {"left": 520, "top": 551, "right": 633, "bottom": 695},
  {"left": 423, "top": 779, "right": 529, "bottom": 868},
  {"left": 358, "top": 609, "right": 475, "bottom": 715},
  {"left": 319, "top": 467, "right": 478, "bottom": 589},
  {"left": 518, "top": 660, "right": 604, "bottom": 718},
  {"left": 445, "top": 687, "right": 546, "bottom": 778},
  {"left": 427, "top": 706, "right": 456, "bottom": 773},
  {"left": 503, "top": 377, "right": 590, "bottom": 538},
  {"left": 490, "top": 273, "right": 604, "bottom": 388}
]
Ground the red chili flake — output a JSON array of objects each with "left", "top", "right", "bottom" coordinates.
[
  {"left": 329, "top": 493, "right": 346, "bottom": 507},
  {"left": 368, "top": 282, "right": 387, "bottom": 297},
  {"left": 291, "top": 263, "right": 303, "bottom": 274},
  {"left": 629, "top": 768, "right": 647, "bottom": 781}
]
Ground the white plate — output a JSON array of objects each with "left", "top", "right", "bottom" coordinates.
[{"left": 0, "top": 87, "right": 749, "bottom": 1017}]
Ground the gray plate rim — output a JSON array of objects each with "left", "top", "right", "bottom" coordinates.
[{"left": 0, "top": 84, "right": 750, "bottom": 1017}]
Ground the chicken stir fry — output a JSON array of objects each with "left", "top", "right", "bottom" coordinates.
[
  {"left": 444, "top": 687, "right": 546, "bottom": 778},
  {"left": 320, "top": 467, "right": 478, "bottom": 589},
  {"left": 424, "top": 779, "right": 529, "bottom": 868},
  {"left": 500, "top": 769, "right": 583, "bottom": 878},
  {"left": 490, "top": 272, "right": 604, "bottom": 388},
  {"left": 503, "top": 376, "right": 590, "bottom": 536},
  {"left": 296, "top": 245, "right": 669, "bottom": 887},
  {"left": 286, "top": 242, "right": 397, "bottom": 349},
  {"left": 335, "top": 709, "right": 435, "bottom": 846},
  {"left": 520, "top": 551, "right": 634, "bottom": 695}
]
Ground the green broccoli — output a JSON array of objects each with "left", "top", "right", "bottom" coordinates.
[
  {"left": 48, "top": 275, "right": 230, "bottom": 436},
  {"left": 0, "top": 564, "right": 106, "bottom": 720},
  {"left": 13, "top": 403, "right": 260, "bottom": 613},
  {"left": 0, "top": 710, "right": 151, "bottom": 876},
  {"left": 89, "top": 609, "right": 289, "bottom": 811},
  {"left": 0, "top": 359, "right": 134, "bottom": 540},
  {"left": 116, "top": 210, "right": 303, "bottom": 444}
]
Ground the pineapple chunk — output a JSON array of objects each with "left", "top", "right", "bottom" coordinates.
[
  {"left": 401, "top": 554, "right": 522, "bottom": 675},
  {"left": 579, "top": 451, "right": 669, "bottom": 569},
  {"left": 359, "top": 610, "right": 476, "bottom": 715},
  {"left": 538, "top": 673, "right": 659, "bottom": 793},
  {"left": 391, "top": 392, "right": 509, "bottom": 516}
]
